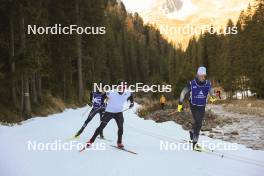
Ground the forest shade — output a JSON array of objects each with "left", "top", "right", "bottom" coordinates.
[{"left": 0, "top": 0, "right": 263, "bottom": 122}]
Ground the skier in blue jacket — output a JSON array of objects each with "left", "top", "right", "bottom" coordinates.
[
  {"left": 74, "top": 89, "right": 107, "bottom": 138},
  {"left": 177, "top": 66, "right": 217, "bottom": 150}
]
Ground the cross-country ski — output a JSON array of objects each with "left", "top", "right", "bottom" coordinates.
[{"left": 110, "top": 145, "right": 138, "bottom": 155}]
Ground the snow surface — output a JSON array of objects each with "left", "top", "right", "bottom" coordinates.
[{"left": 1, "top": 104, "right": 264, "bottom": 176}]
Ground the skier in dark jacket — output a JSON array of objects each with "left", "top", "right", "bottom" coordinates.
[
  {"left": 74, "top": 88, "right": 107, "bottom": 138},
  {"left": 177, "top": 66, "right": 217, "bottom": 150}
]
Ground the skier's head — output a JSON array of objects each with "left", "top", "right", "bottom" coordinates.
[
  {"left": 116, "top": 79, "right": 127, "bottom": 93},
  {"left": 197, "top": 66, "right": 207, "bottom": 82},
  {"left": 95, "top": 81, "right": 105, "bottom": 92}
]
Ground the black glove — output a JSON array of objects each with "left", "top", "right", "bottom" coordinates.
[{"left": 129, "top": 103, "right": 134, "bottom": 109}]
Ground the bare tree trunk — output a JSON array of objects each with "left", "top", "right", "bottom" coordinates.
[
  {"left": 20, "top": 75, "right": 24, "bottom": 119},
  {"left": 9, "top": 6, "right": 18, "bottom": 108},
  {"left": 246, "top": 89, "right": 249, "bottom": 98},
  {"left": 36, "top": 74, "right": 42, "bottom": 101},
  {"left": 245, "top": 77, "right": 249, "bottom": 98},
  {"left": 24, "top": 74, "right": 31, "bottom": 118},
  {"left": 75, "top": 0, "right": 84, "bottom": 103},
  {"left": 20, "top": 3, "right": 31, "bottom": 118},
  {"left": 70, "top": 59, "right": 73, "bottom": 85},
  {"left": 31, "top": 74, "right": 38, "bottom": 104},
  {"left": 63, "top": 71, "right": 66, "bottom": 102},
  {"left": 241, "top": 78, "right": 245, "bottom": 99}
]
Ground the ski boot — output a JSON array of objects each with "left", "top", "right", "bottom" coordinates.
[
  {"left": 117, "top": 142, "right": 124, "bottom": 149},
  {"left": 74, "top": 127, "right": 85, "bottom": 138},
  {"left": 193, "top": 141, "right": 203, "bottom": 152},
  {"left": 79, "top": 140, "right": 93, "bottom": 152},
  {"left": 99, "top": 133, "right": 105, "bottom": 139}
]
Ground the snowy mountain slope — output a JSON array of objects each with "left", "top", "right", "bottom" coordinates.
[{"left": 1, "top": 104, "right": 264, "bottom": 176}]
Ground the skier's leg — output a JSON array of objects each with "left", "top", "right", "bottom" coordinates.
[
  {"left": 196, "top": 107, "right": 205, "bottom": 141},
  {"left": 114, "top": 113, "right": 124, "bottom": 144},
  {"left": 99, "top": 108, "right": 105, "bottom": 138},
  {"left": 190, "top": 105, "right": 205, "bottom": 143},
  {"left": 190, "top": 105, "right": 199, "bottom": 142},
  {"left": 75, "top": 108, "right": 99, "bottom": 137},
  {"left": 190, "top": 105, "right": 199, "bottom": 149},
  {"left": 189, "top": 130, "right": 194, "bottom": 141},
  {"left": 189, "top": 104, "right": 195, "bottom": 141},
  {"left": 89, "top": 112, "right": 113, "bottom": 143}
]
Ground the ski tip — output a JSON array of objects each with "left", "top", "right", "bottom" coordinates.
[
  {"left": 67, "top": 135, "right": 80, "bottom": 141},
  {"left": 79, "top": 147, "right": 86, "bottom": 153}
]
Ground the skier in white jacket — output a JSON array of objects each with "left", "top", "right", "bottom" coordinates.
[{"left": 84, "top": 80, "right": 134, "bottom": 148}]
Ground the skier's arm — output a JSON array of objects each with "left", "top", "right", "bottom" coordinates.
[
  {"left": 89, "top": 91, "right": 93, "bottom": 102},
  {"left": 88, "top": 91, "right": 93, "bottom": 106},
  {"left": 101, "top": 92, "right": 108, "bottom": 106},
  {"left": 102, "top": 92, "right": 107, "bottom": 102},
  {"left": 179, "top": 83, "right": 191, "bottom": 105},
  {"left": 127, "top": 93, "right": 134, "bottom": 108}
]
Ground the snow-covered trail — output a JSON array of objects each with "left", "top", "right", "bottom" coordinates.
[{"left": 1, "top": 104, "right": 264, "bottom": 176}]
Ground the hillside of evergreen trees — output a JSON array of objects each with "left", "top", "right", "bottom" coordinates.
[
  {"left": 184, "top": 1, "right": 264, "bottom": 99},
  {"left": 0, "top": 0, "right": 263, "bottom": 122}
]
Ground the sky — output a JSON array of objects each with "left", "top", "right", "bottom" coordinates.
[
  {"left": 121, "top": 0, "right": 156, "bottom": 13},
  {"left": 121, "top": 0, "right": 255, "bottom": 48}
]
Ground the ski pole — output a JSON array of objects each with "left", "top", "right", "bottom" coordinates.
[
  {"left": 83, "top": 105, "right": 129, "bottom": 116},
  {"left": 82, "top": 109, "right": 89, "bottom": 116},
  {"left": 122, "top": 108, "right": 131, "bottom": 112},
  {"left": 82, "top": 106, "right": 90, "bottom": 116},
  {"left": 168, "top": 110, "right": 177, "bottom": 116}
]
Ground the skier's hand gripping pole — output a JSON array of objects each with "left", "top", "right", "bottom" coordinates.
[
  {"left": 129, "top": 102, "right": 134, "bottom": 109},
  {"left": 177, "top": 104, "right": 183, "bottom": 112},
  {"left": 209, "top": 96, "right": 217, "bottom": 104}
]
